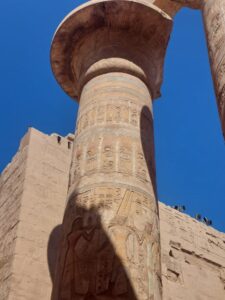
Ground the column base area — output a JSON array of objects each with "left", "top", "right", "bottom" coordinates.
[{"left": 54, "top": 183, "right": 161, "bottom": 300}]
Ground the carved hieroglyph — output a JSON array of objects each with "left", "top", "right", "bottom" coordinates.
[
  {"left": 50, "top": 1, "right": 172, "bottom": 299},
  {"left": 202, "top": 0, "right": 225, "bottom": 137}
]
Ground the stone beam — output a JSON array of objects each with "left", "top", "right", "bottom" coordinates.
[{"left": 50, "top": 0, "right": 172, "bottom": 299}]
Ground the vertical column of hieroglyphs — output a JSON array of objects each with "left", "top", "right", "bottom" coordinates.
[
  {"left": 58, "top": 72, "right": 161, "bottom": 300},
  {"left": 202, "top": 0, "right": 225, "bottom": 136}
]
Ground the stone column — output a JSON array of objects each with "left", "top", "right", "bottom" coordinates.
[
  {"left": 50, "top": 1, "right": 172, "bottom": 299},
  {"left": 202, "top": 0, "right": 225, "bottom": 137}
]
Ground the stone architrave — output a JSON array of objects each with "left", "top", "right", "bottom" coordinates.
[
  {"left": 50, "top": 1, "right": 172, "bottom": 299},
  {"left": 202, "top": 0, "right": 225, "bottom": 137}
]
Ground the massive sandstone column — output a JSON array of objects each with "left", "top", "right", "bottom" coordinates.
[
  {"left": 50, "top": 1, "right": 172, "bottom": 299},
  {"left": 202, "top": 0, "right": 225, "bottom": 137}
]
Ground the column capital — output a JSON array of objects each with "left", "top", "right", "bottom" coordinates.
[{"left": 50, "top": 0, "right": 172, "bottom": 101}]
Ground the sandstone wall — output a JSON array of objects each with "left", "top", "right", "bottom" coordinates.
[
  {"left": 0, "top": 134, "right": 28, "bottom": 300},
  {"left": 0, "top": 128, "right": 73, "bottom": 300},
  {"left": 160, "top": 202, "right": 225, "bottom": 300}
]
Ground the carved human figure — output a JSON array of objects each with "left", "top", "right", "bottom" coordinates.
[
  {"left": 60, "top": 206, "right": 133, "bottom": 300},
  {"left": 107, "top": 190, "right": 160, "bottom": 300}
]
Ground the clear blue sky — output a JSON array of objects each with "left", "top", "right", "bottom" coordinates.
[{"left": 0, "top": 1, "right": 224, "bottom": 231}]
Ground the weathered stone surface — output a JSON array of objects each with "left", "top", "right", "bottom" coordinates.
[
  {"left": 202, "top": 0, "right": 225, "bottom": 138},
  {"left": 0, "top": 129, "right": 225, "bottom": 299},
  {"left": 0, "top": 128, "right": 73, "bottom": 300},
  {"left": 52, "top": 72, "right": 161, "bottom": 300},
  {"left": 160, "top": 202, "right": 225, "bottom": 300},
  {"left": 50, "top": 0, "right": 172, "bottom": 100},
  {"left": 0, "top": 134, "right": 28, "bottom": 300},
  {"left": 2, "top": 1, "right": 225, "bottom": 300},
  {"left": 50, "top": 1, "right": 174, "bottom": 299}
]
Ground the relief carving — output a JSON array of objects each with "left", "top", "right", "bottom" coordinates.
[
  {"left": 106, "top": 104, "right": 115, "bottom": 122},
  {"left": 130, "top": 105, "right": 138, "bottom": 127},
  {"left": 85, "top": 142, "right": 98, "bottom": 174},
  {"left": 118, "top": 139, "right": 133, "bottom": 175},
  {"left": 97, "top": 105, "right": 106, "bottom": 124},
  {"left": 59, "top": 187, "right": 159, "bottom": 300},
  {"left": 73, "top": 145, "right": 83, "bottom": 179},
  {"left": 166, "top": 261, "right": 183, "bottom": 284},
  {"left": 136, "top": 150, "right": 149, "bottom": 183},
  {"left": 60, "top": 207, "right": 129, "bottom": 299},
  {"left": 76, "top": 101, "right": 150, "bottom": 136},
  {"left": 108, "top": 190, "right": 159, "bottom": 299},
  {"left": 115, "top": 105, "right": 121, "bottom": 123},
  {"left": 120, "top": 105, "right": 130, "bottom": 123},
  {"left": 101, "top": 141, "right": 116, "bottom": 172},
  {"left": 88, "top": 107, "right": 96, "bottom": 126},
  {"left": 210, "top": 13, "right": 221, "bottom": 41},
  {"left": 218, "top": 84, "right": 225, "bottom": 115},
  {"left": 217, "top": 61, "right": 225, "bottom": 89}
]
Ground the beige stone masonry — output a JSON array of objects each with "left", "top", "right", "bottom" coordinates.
[
  {"left": 160, "top": 202, "right": 225, "bottom": 300},
  {"left": 0, "top": 128, "right": 73, "bottom": 300}
]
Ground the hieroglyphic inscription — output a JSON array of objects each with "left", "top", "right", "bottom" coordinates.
[
  {"left": 70, "top": 187, "right": 157, "bottom": 214},
  {"left": 136, "top": 148, "right": 149, "bottom": 183},
  {"left": 218, "top": 84, "right": 225, "bottom": 116},
  {"left": 73, "top": 144, "right": 83, "bottom": 178},
  {"left": 76, "top": 101, "right": 140, "bottom": 135},
  {"left": 101, "top": 138, "right": 116, "bottom": 172},
  {"left": 71, "top": 135, "right": 153, "bottom": 187},
  {"left": 97, "top": 105, "right": 105, "bottom": 123},
  {"left": 118, "top": 138, "right": 133, "bottom": 175},
  {"left": 60, "top": 187, "right": 159, "bottom": 299},
  {"left": 85, "top": 141, "right": 98, "bottom": 174}
]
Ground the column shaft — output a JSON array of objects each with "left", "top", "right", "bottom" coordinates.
[
  {"left": 202, "top": 0, "right": 225, "bottom": 136},
  {"left": 57, "top": 72, "right": 161, "bottom": 300}
]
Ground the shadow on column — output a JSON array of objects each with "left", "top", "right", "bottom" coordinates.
[
  {"left": 48, "top": 195, "right": 138, "bottom": 300},
  {"left": 140, "top": 105, "right": 158, "bottom": 200},
  {"left": 48, "top": 224, "right": 62, "bottom": 282}
]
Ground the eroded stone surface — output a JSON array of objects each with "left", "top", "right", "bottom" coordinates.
[
  {"left": 160, "top": 202, "right": 225, "bottom": 300},
  {"left": 52, "top": 72, "right": 161, "bottom": 300},
  {"left": 50, "top": 0, "right": 172, "bottom": 100},
  {"left": 202, "top": 0, "right": 225, "bottom": 138},
  {"left": 0, "top": 129, "right": 225, "bottom": 300},
  {"left": 0, "top": 134, "right": 28, "bottom": 300},
  {"left": 50, "top": 1, "right": 174, "bottom": 299},
  {"left": 0, "top": 128, "right": 73, "bottom": 300}
]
